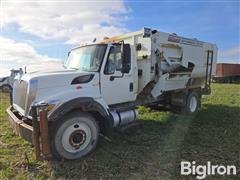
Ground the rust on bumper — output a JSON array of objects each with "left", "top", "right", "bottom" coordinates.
[{"left": 7, "top": 106, "right": 33, "bottom": 143}]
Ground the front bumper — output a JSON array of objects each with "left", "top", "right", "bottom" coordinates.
[{"left": 6, "top": 106, "right": 33, "bottom": 143}]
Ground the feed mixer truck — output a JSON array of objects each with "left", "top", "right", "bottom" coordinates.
[{"left": 7, "top": 28, "right": 217, "bottom": 160}]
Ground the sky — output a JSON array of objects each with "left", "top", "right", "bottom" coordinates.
[{"left": 0, "top": 0, "right": 239, "bottom": 77}]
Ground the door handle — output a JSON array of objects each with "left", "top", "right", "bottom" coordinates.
[{"left": 110, "top": 76, "right": 115, "bottom": 81}]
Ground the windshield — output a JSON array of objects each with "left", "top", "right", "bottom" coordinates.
[{"left": 64, "top": 45, "right": 107, "bottom": 72}]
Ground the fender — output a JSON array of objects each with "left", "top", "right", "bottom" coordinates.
[
  {"left": 0, "top": 77, "right": 7, "bottom": 83},
  {"left": 49, "top": 97, "right": 113, "bottom": 137}
]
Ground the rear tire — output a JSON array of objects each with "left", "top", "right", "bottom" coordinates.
[
  {"left": 181, "top": 90, "right": 201, "bottom": 114},
  {"left": 50, "top": 111, "right": 99, "bottom": 160}
]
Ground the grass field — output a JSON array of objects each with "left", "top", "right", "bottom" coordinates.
[{"left": 0, "top": 83, "right": 239, "bottom": 179}]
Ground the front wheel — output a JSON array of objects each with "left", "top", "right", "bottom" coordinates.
[{"left": 50, "top": 111, "right": 99, "bottom": 160}]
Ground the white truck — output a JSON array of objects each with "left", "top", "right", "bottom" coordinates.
[
  {"left": 7, "top": 28, "right": 217, "bottom": 160},
  {"left": 0, "top": 69, "right": 23, "bottom": 92}
]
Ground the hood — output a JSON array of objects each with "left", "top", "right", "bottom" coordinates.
[
  {"left": 27, "top": 66, "right": 75, "bottom": 75},
  {"left": 20, "top": 68, "right": 96, "bottom": 89}
]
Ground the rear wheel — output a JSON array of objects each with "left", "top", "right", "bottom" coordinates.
[
  {"left": 181, "top": 90, "right": 201, "bottom": 114},
  {"left": 50, "top": 111, "right": 99, "bottom": 160}
]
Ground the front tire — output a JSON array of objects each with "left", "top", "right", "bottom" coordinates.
[{"left": 50, "top": 111, "right": 99, "bottom": 160}]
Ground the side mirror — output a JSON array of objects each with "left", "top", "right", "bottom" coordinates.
[
  {"left": 121, "top": 64, "right": 130, "bottom": 74},
  {"left": 121, "top": 44, "right": 131, "bottom": 73}
]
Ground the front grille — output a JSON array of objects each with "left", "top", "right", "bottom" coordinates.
[{"left": 13, "top": 80, "right": 28, "bottom": 112}]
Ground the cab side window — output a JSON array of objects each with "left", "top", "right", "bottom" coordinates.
[{"left": 104, "top": 46, "right": 122, "bottom": 74}]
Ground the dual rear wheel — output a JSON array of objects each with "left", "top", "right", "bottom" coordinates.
[
  {"left": 149, "top": 90, "right": 201, "bottom": 114},
  {"left": 182, "top": 90, "right": 201, "bottom": 114}
]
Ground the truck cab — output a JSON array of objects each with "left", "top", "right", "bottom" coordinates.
[
  {"left": 65, "top": 43, "right": 138, "bottom": 105},
  {"left": 12, "top": 42, "right": 137, "bottom": 118}
]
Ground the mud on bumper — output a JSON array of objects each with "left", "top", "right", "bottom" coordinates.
[{"left": 6, "top": 106, "right": 33, "bottom": 143}]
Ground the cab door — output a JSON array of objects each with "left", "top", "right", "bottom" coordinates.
[{"left": 100, "top": 44, "right": 136, "bottom": 105}]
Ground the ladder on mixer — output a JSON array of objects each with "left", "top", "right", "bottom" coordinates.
[{"left": 203, "top": 50, "right": 214, "bottom": 94}]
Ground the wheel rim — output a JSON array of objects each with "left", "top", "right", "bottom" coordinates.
[
  {"left": 189, "top": 96, "right": 198, "bottom": 112},
  {"left": 62, "top": 122, "right": 92, "bottom": 153}
]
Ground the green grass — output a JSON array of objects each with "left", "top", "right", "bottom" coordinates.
[{"left": 0, "top": 83, "right": 239, "bottom": 179}]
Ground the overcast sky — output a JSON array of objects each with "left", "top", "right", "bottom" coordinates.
[{"left": 0, "top": 0, "right": 239, "bottom": 77}]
